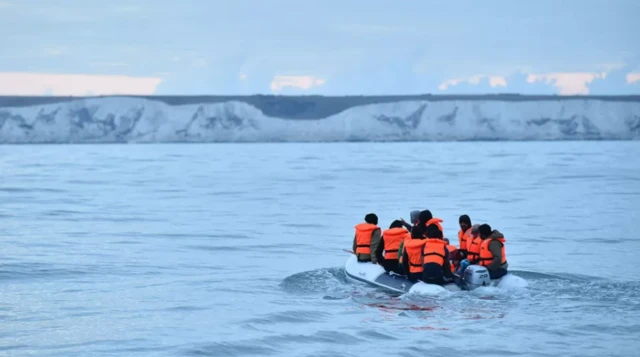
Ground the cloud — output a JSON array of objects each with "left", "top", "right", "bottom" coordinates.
[
  {"left": 0, "top": 72, "right": 162, "bottom": 96},
  {"left": 489, "top": 76, "right": 508, "bottom": 87},
  {"left": 239, "top": 73, "right": 247, "bottom": 81},
  {"left": 270, "top": 75, "right": 326, "bottom": 92},
  {"left": 438, "top": 75, "right": 507, "bottom": 90},
  {"left": 526, "top": 72, "right": 604, "bottom": 95},
  {"left": 626, "top": 73, "right": 640, "bottom": 84},
  {"left": 0, "top": 1, "right": 10, "bottom": 8}
]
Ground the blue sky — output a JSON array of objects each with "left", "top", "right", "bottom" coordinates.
[{"left": 0, "top": 0, "right": 639, "bottom": 96}]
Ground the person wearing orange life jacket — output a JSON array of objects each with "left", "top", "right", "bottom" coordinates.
[
  {"left": 443, "top": 237, "right": 461, "bottom": 274},
  {"left": 421, "top": 220, "right": 454, "bottom": 285},
  {"left": 457, "top": 215, "right": 473, "bottom": 257},
  {"left": 466, "top": 224, "right": 483, "bottom": 265},
  {"left": 375, "top": 220, "right": 410, "bottom": 274},
  {"left": 477, "top": 224, "right": 508, "bottom": 279},
  {"left": 397, "top": 209, "right": 431, "bottom": 274},
  {"left": 400, "top": 210, "right": 421, "bottom": 233},
  {"left": 352, "top": 213, "right": 382, "bottom": 264},
  {"left": 456, "top": 224, "right": 480, "bottom": 275}
]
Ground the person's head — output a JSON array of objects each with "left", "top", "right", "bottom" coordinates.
[
  {"left": 425, "top": 224, "right": 443, "bottom": 239},
  {"left": 450, "top": 249, "right": 463, "bottom": 263},
  {"left": 409, "top": 210, "right": 420, "bottom": 225},
  {"left": 471, "top": 224, "right": 480, "bottom": 237},
  {"left": 389, "top": 220, "right": 404, "bottom": 229},
  {"left": 364, "top": 213, "right": 378, "bottom": 225},
  {"left": 411, "top": 224, "right": 425, "bottom": 239},
  {"left": 418, "top": 210, "right": 433, "bottom": 225},
  {"left": 478, "top": 224, "right": 492, "bottom": 239},
  {"left": 459, "top": 214, "right": 471, "bottom": 231}
]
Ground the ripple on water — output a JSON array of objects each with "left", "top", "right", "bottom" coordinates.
[
  {"left": 0, "top": 262, "right": 92, "bottom": 282},
  {"left": 280, "top": 267, "right": 351, "bottom": 296},
  {"left": 186, "top": 331, "right": 365, "bottom": 356},
  {"left": 243, "top": 310, "right": 331, "bottom": 325}
]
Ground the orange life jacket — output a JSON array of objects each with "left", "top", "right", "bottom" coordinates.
[
  {"left": 479, "top": 236, "right": 507, "bottom": 267},
  {"left": 425, "top": 217, "right": 444, "bottom": 232},
  {"left": 398, "top": 236, "right": 412, "bottom": 265},
  {"left": 458, "top": 227, "right": 472, "bottom": 251},
  {"left": 354, "top": 223, "right": 379, "bottom": 255},
  {"left": 446, "top": 244, "right": 459, "bottom": 272},
  {"left": 467, "top": 236, "right": 482, "bottom": 262},
  {"left": 422, "top": 238, "right": 447, "bottom": 266},
  {"left": 404, "top": 239, "right": 427, "bottom": 273},
  {"left": 382, "top": 227, "right": 409, "bottom": 260}
]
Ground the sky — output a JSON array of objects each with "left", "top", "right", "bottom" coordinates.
[{"left": 0, "top": 0, "right": 639, "bottom": 96}]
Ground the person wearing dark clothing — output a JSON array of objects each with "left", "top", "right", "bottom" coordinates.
[
  {"left": 401, "top": 210, "right": 421, "bottom": 233},
  {"left": 421, "top": 223, "right": 454, "bottom": 285},
  {"left": 397, "top": 209, "right": 434, "bottom": 279},
  {"left": 419, "top": 210, "right": 433, "bottom": 225},
  {"left": 457, "top": 214, "right": 472, "bottom": 258},
  {"left": 376, "top": 220, "right": 410, "bottom": 274},
  {"left": 477, "top": 224, "right": 509, "bottom": 279},
  {"left": 400, "top": 234, "right": 426, "bottom": 281},
  {"left": 352, "top": 213, "right": 382, "bottom": 263}
]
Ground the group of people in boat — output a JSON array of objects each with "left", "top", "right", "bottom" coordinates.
[{"left": 352, "top": 209, "right": 508, "bottom": 286}]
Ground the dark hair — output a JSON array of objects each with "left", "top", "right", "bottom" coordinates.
[
  {"left": 389, "top": 220, "right": 404, "bottom": 229},
  {"left": 418, "top": 210, "right": 432, "bottom": 225},
  {"left": 425, "top": 224, "right": 443, "bottom": 239},
  {"left": 459, "top": 214, "right": 471, "bottom": 225},
  {"left": 411, "top": 224, "right": 425, "bottom": 239},
  {"left": 365, "top": 213, "right": 378, "bottom": 225},
  {"left": 478, "top": 224, "right": 492, "bottom": 238}
]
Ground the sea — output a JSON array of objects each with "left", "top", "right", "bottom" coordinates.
[{"left": 1, "top": 141, "right": 639, "bottom": 357}]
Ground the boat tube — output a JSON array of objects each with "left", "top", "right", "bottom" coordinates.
[{"left": 344, "top": 254, "right": 514, "bottom": 295}]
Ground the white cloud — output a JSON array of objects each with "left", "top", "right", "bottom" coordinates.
[
  {"left": 0, "top": 1, "right": 11, "bottom": 8},
  {"left": 489, "top": 76, "right": 508, "bottom": 88},
  {"left": 0, "top": 72, "right": 162, "bottom": 96},
  {"left": 526, "top": 72, "right": 604, "bottom": 95},
  {"left": 626, "top": 73, "right": 640, "bottom": 84},
  {"left": 438, "top": 74, "right": 507, "bottom": 90},
  {"left": 270, "top": 75, "right": 326, "bottom": 92},
  {"left": 239, "top": 73, "right": 248, "bottom": 81},
  {"left": 438, "top": 78, "right": 463, "bottom": 90}
]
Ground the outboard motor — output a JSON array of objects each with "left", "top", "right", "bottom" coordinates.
[{"left": 462, "top": 265, "right": 491, "bottom": 290}]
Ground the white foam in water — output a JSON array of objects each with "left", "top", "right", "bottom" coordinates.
[
  {"left": 496, "top": 274, "right": 529, "bottom": 289},
  {"left": 1, "top": 97, "right": 639, "bottom": 143}
]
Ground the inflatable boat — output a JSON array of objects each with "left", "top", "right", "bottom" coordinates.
[{"left": 344, "top": 254, "right": 515, "bottom": 295}]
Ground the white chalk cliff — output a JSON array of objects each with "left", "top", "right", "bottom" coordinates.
[{"left": 0, "top": 96, "right": 638, "bottom": 143}]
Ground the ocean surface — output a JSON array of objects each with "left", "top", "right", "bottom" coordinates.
[{"left": 1, "top": 141, "right": 639, "bottom": 357}]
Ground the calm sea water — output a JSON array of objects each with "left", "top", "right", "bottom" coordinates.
[{"left": 1, "top": 142, "right": 639, "bottom": 357}]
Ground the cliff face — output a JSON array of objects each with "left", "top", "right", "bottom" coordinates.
[{"left": 1, "top": 96, "right": 639, "bottom": 143}]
